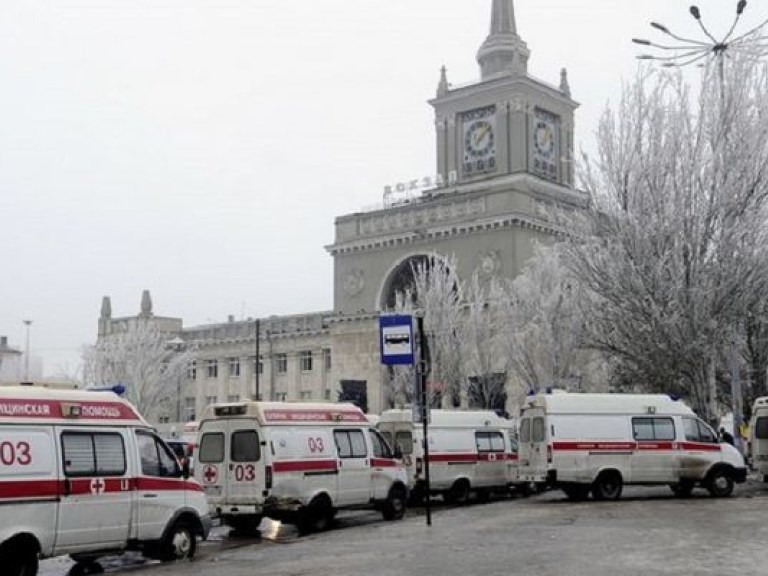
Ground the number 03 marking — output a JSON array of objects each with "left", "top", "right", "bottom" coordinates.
[{"left": 308, "top": 437, "right": 325, "bottom": 453}]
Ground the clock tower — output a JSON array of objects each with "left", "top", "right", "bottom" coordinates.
[{"left": 432, "top": 0, "right": 577, "bottom": 188}]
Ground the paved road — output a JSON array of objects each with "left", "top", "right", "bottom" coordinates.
[{"left": 42, "top": 479, "right": 768, "bottom": 576}]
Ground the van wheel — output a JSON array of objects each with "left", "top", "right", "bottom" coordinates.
[
  {"left": 5, "top": 554, "right": 38, "bottom": 576},
  {"left": 382, "top": 485, "right": 407, "bottom": 520},
  {"left": 158, "top": 521, "right": 196, "bottom": 561},
  {"left": 669, "top": 481, "right": 694, "bottom": 498},
  {"left": 298, "top": 496, "right": 334, "bottom": 535},
  {"left": 592, "top": 471, "right": 623, "bottom": 501},
  {"left": 562, "top": 483, "right": 590, "bottom": 501},
  {"left": 706, "top": 468, "right": 734, "bottom": 498},
  {"left": 445, "top": 479, "right": 471, "bottom": 505}
]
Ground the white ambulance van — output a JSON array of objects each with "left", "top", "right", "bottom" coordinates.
[
  {"left": 0, "top": 386, "right": 211, "bottom": 576},
  {"left": 749, "top": 396, "right": 768, "bottom": 481},
  {"left": 377, "top": 409, "right": 519, "bottom": 503},
  {"left": 518, "top": 392, "right": 747, "bottom": 500},
  {"left": 195, "top": 401, "right": 408, "bottom": 534}
]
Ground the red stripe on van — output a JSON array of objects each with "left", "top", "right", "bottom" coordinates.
[
  {"left": 679, "top": 442, "right": 722, "bottom": 452},
  {"left": 263, "top": 409, "right": 367, "bottom": 423},
  {"left": 136, "top": 477, "right": 204, "bottom": 492},
  {"left": 552, "top": 442, "right": 636, "bottom": 451},
  {"left": 370, "top": 458, "right": 400, "bottom": 468},
  {"left": 0, "top": 399, "right": 141, "bottom": 421},
  {"left": 272, "top": 460, "right": 338, "bottom": 473},
  {"left": 0, "top": 479, "right": 60, "bottom": 499}
]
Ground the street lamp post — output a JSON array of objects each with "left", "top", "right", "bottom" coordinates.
[{"left": 22, "top": 320, "right": 32, "bottom": 381}]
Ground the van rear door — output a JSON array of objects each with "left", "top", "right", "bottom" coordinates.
[
  {"left": 196, "top": 420, "right": 229, "bottom": 507},
  {"left": 519, "top": 408, "right": 548, "bottom": 480},
  {"left": 226, "top": 420, "right": 264, "bottom": 504}
]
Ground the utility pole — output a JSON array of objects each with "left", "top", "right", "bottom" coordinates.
[
  {"left": 23, "top": 319, "right": 32, "bottom": 381},
  {"left": 255, "top": 318, "right": 261, "bottom": 401}
]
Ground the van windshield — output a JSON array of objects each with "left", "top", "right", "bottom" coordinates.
[{"left": 395, "top": 431, "right": 413, "bottom": 455}]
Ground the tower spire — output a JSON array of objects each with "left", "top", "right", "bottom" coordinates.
[{"left": 477, "top": 0, "right": 530, "bottom": 80}]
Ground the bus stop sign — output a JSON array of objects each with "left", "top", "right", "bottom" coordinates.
[{"left": 379, "top": 314, "right": 414, "bottom": 366}]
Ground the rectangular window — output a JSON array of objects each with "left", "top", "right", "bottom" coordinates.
[
  {"left": 231, "top": 430, "right": 260, "bottom": 462},
  {"left": 300, "top": 391, "right": 312, "bottom": 401},
  {"left": 253, "top": 356, "right": 263, "bottom": 375},
  {"left": 324, "top": 389, "right": 331, "bottom": 401},
  {"left": 324, "top": 349, "right": 332, "bottom": 371},
  {"left": 198, "top": 433, "right": 225, "bottom": 463},
  {"left": 62, "top": 432, "right": 126, "bottom": 477},
  {"left": 756, "top": 417, "right": 768, "bottom": 440},
  {"left": 532, "top": 417, "right": 546, "bottom": 442},
  {"left": 188, "top": 361, "right": 197, "bottom": 380},
  {"left": 158, "top": 416, "right": 170, "bottom": 424},
  {"left": 632, "top": 417, "right": 675, "bottom": 441},
  {"left": 276, "top": 353, "right": 288, "bottom": 373},
  {"left": 206, "top": 395, "right": 217, "bottom": 406},
  {"left": 334, "top": 430, "right": 367, "bottom": 458},
  {"left": 300, "top": 350, "right": 313, "bottom": 372},
  {"left": 275, "top": 392, "right": 287, "bottom": 401},
  {"left": 228, "top": 357, "right": 241, "bottom": 377},
  {"left": 137, "top": 433, "right": 179, "bottom": 477},
  {"left": 227, "top": 394, "right": 240, "bottom": 403},
  {"left": 476, "top": 431, "right": 505, "bottom": 452},
  {"left": 520, "top": 419, "right": 531, "bottom": 443},
  {"left": 207, "top": 359, "right": 218, "bottom": 378},
  {"left": 184, "top": 397, "right": 196, "bottom": 422}
]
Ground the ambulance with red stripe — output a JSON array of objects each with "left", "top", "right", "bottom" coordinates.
[
  {"left": 517, "top": 392, "right": 748, "bottom": 500},
  {"left": 377, "top": 409, "right": 519, "bottom": 503},
  {"left": 0, "top": 386, "right": 211, "bottom": 576},
  {"left": 195, "top": 401, "right": 408, "bottom": 534}
]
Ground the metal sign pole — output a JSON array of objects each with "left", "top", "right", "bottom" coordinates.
[{"left": 417, "top": 314, "right": 432, "bottom": 527}]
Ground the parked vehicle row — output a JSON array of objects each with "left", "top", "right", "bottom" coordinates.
[
  {"left": 1, "top": 388, "right": 753, "bottom": 576},
  {"left": 0, "top": 386, "right": 211, "bottom": 576}
]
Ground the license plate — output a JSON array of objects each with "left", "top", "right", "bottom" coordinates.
[{"left": 204, "top": 485, "right": 222, "bottom": 496}]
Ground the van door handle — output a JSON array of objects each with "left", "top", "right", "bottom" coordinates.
[{"left": 143, "top": 493, "right": 158, "bottom": 498}]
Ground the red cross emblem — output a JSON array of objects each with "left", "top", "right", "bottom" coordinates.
[
  {"left": 90, "top": 477, "right": 106, "bottom": 495},
  {"left": 203, "top": 464, "right": 218, "bottom": 484}
]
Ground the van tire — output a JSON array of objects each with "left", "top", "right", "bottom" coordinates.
[
  {"left": 158, "top": 521, "right": 196, "bottom": 561},
  {"left": 562, "top": 483, "right": 590, "bottom": 501},
  {"left": 297, "top": 495, "right": 334, "bottom": 535},
  {"left": 444, "top": 479, "right": 471, "bottom": 505},
  {"left": 382, "top": 485, "right": 406, "bottom": 521},
  {"left": 706, "top": 468, "right": 734, "bottom": 498},
  {"left": 591, "top": 471, "right": 623, "bottom": 501},
  {"left": 4, "top": 553, "right": 38, "bottom": 576},
  {"left": 2, "top": 542, "right": 39, "bottom": 576}
]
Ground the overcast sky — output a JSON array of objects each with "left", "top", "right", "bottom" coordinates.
[{"left": 0, "top": 0, "right": 761, "bottom": 377}]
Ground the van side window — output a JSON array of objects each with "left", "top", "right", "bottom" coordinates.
[
  {"left": 508, "top": 433, "right": 519, "bottom": 454},
  {"left": 520, "top": 419, "right": 531, "bottom": 442},
  {"left": 62, "top": 432, "right": 126, "bottom": 477},
  {"left": 334, "top": 430, "right": 367, "bottom": 458},
  {"left": 231, "top": 430, "right": 260, "bottom": 462},
  {"left": 395, "top": 431, "right": 413, "bottom": 455},
  {"left": 137, "top": 432, "right": 179, "bottom": 477},
  {"left": 369, "top": 429, "right": 393, "bottom": 459},
  {"left": 632, "top": 417, "right": 675, "bottom": 441},
  {"left": 379, "top": 430, "right": 393, "bottom": 447},
  {"left": 198, "top": 433, "right": 225, "bottom": 463},
  {"left": 476, "top": 431, "right": 505, "bottom": 452},
  {"left": 697, "top": 420, "right": 717, "bottom": 443},
  {"left": 532, "top": 417, "right": 546, "bottom": 442}
]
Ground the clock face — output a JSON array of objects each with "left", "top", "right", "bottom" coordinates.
[
  {"left": 532, "top": 108, "right": 559, "bottom": 180},
  {"left": 461, "top": 106, "right": 496, "bottom": 177}
]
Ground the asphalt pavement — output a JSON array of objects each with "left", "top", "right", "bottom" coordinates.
[{"left": 42, "top": 478, "right": 768, "bottom": 576}]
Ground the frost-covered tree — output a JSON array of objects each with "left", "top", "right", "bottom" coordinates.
[
  {"left": 498, "top": 242, "right": 590, "bottom": 401},
  {"left": 82, "top": 320, "right": 197, "bottom": 420},
  {"left": 565, "top": 58, "right": 768, "bottom": 421},
  {"left": 459, "top": 271, "right": 507, "bottom": 412}
]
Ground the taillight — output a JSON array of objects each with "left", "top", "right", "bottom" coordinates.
[
  {"left": 416, "top": 458, "right": 423, "bottom": 476},
  {"left": 265, "top": 465, "right": 273, "bottom": 489},
  {"left": 547, "top": 444, "right": 553, "bottom": 464}
]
